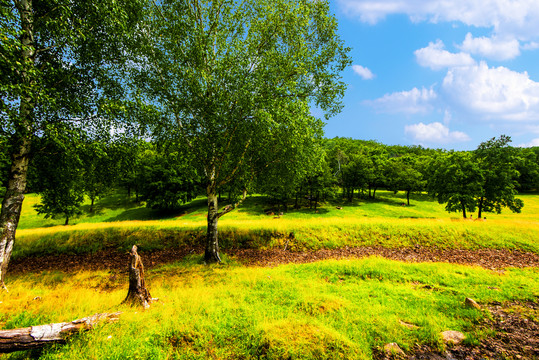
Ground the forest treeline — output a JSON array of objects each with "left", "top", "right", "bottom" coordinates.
[{"left": 1, "top": 134, "right": 536, "bottom": 222}]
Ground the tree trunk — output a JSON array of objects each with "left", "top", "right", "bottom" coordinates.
[
  {"left": 373, "top": 187, "right": 377, "bottom": 199},
  {"left": 0, "top": 312, "right": 121, "bottom": 353},
  {"left": 478, "top": 196, "right": 484, "bottom": 219},
  {"left": 406, "top": 190, "right": 410, "bottom": 206},
  {"left": 0, "top": 0, "right": 35, "bottom": 292},
  {"left": 64, "top": 216, "right": 69, "bottom": 226},
  {"left": 204, "top": 190, "right": 221, "bottom": 264},
  {"left": 123, "top": 245, "right": 154, "bottom": 309},
  {"left": 0, "top": 138, "right": 31, "bottom": 291},
  {"left": 461, "top": 202, "right": 467, "bottom": 219},
  {"left": 90, "top": 197, "right": 95, "bottom": 213}
]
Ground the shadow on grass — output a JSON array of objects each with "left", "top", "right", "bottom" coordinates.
[{"left": 102, "top": 197, "right": 209, "bottom": 222}]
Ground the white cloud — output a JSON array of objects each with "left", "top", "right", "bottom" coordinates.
[
  {"left": 352, "top": 64, "right": 375, "bottom": 79},
  {"left": 415, "top": 40, "right": 475, "bottom": 70},
  {"left": 459, "top": 33, "right": 520, "bottom": 61},
  {"left": 522, "top": 42, "right": 539, "bottom": 50},
  {"left": 364, "top": 87, "right": 437, "bottom": 114},
  {"left": 518, "top": 138, "right": 539, "bottom": 147},
  {"left": 338, "top": 0, "right": 539, "bottom": 40},
  {"left": 442, "top": 61, "right": 539, "bottom": 121},
  {"left": 405, "top": 122, "right": 470, "bottom": 143}
]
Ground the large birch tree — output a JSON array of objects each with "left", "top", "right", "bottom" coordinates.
[{"left": 134, "top": 0, "right": 350, "bottom": 263}]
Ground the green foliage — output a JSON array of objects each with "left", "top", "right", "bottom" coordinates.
[
  {"left": 32, "top": 128, "right": 86, "bottom": 225},
  {"left": 386, "top": 155, "right": 426, "bottom": 205},
  {"left": 129, "top": 0, "right": 350, "bottom": 261},
  {"left": 137, "top": 145, "right": 200, "bottom": 211},
  {"left": 475, "top": 135, "right": 523, "bottom": 217},
  {"left": 427, "top": 151, "right": 483, "bottom": 218},
  {"left": 515, "top": 147, "right": 539, "bottom": 192}
]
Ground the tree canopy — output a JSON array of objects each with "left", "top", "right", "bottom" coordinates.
[
  {"left": 131, "top": 0, "right": 350, "bottom": 263},
  {"left": 0, "top": 0, "right": 146, "bottom": 289}
]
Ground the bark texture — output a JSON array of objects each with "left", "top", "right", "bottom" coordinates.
[
  {"left": 0, "top": 0, "right": 35, "bottom": 291},
  {"left": 204, "top": 191, "right": 221, "bottom": 264},
  {"left": 123, "top": 245, "right": 153, "bottom": 309},
  {"left": 0, "top": 312, "right": 121, "bottom": 353}
]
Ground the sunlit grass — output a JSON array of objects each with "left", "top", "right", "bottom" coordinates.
[
  {"left": 1, "top": 257, "right": 538, "bottom": 359},
  {"left": 17, "top": 191, "right": 539, "bottom": 230},
  {"left": 13, "top": 212, "right": 539, "bottom": 261}
]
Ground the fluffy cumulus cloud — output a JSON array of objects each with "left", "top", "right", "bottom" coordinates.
[
  {"left": 415, "top": 40, "right": 475, "bottom": 70},
  {"left": 338, "top": 0, "right": 539, "bottom": 39},
  {"left": 404, "top": 122, "right": 470, "bottom": 143},
  {"left": 459, "top": 33, "right": 520, "bottom": 61},
  {"left": 442, "top": 62, "right": 539, "bottom": 121},
  {"left": 352, "top": 64, "right": 375, "bottom": 79},
  {"left": 363, "top": 87, "right": 437, "bottom": 114}
]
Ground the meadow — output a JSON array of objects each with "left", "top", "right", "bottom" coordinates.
[{"left": 1, "top": 190, "right": 539, "bottom": 359}]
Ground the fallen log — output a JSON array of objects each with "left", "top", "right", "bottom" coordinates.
[{"left": 0, "top": 312, "right": 121, "bottom": 353}]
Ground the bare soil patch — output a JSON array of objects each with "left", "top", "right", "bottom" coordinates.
[
  {"left": 384, "top": 301, "right": 539, "bottom": 360},
  {"left": 8, "top": 246, "right": 539, "bottom": 275}
]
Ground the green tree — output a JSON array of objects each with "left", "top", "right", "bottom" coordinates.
[
  {"left": 0, "top": 0, "right": 145, "bottom": 289},
  {"left": 474, "top": 135, "right": 523, "bottom": 218},
  {"left": 137, "top": 145, "right": 200, "bottom": 211},
  {"left": 32, "top": 127, "right": 86, "bottom": 225},
  {"left": 386, "top": 155, "right": 425, "bottom": 206},
  {"left": 80, "top": 140, "right": 116, "bottom": 212},
  {"left": 365, "top": 146, "right": 388, "bottom": 200},
  {"left": 134, "top": 0, "right": 350, "bottom": 263},
  {"left": 427, "top": 151, "right": 482, "bottom": 218},
  {"left": 515, "top": 147, "right": 539, "bottom": 192}
]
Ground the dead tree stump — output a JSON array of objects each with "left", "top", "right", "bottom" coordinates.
[
  {"left": 0, "top": 312, "right": 121, "bottom": 353},
  {"left": 123, "top": 245, "right": 154, "bottom": 309}
]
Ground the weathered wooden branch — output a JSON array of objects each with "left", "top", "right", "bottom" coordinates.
[
  {"left": 123, "top": 245, "right": 156, "bottom": 309},
  {"left": 0, "top": 312, "right": 121, "bottom": 353}
]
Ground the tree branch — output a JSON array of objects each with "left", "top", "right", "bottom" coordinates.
[{"left": 217, "top": 188, "right": 247, "bottom": 218}]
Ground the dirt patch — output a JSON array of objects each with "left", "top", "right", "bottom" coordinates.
[
  {"left": 8, "top": 246, "right": 539, "bottom": 275},
  {"left": 8, "top": 246, "right": 203, "bottom": 275},
  {"left": 231, "top": 247, "right": 539, "bottom": 269},
  {"left": 394, "top": 301, "right": 539, "bottom": 360}
]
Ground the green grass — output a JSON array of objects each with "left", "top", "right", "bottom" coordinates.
[
  {"left": 3, "top": 190, "right": 539, "bottom": 359},
  {"left": 1, "top": 257, "right": 538, "bottom": 359},
  {"left": 10, "top": 190, "right": 539, "bottom": 260},
  {"left": 17, "top": 190, "right": 539, "bottom": 230}
]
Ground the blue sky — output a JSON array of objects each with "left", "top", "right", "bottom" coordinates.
[{"left": 323, "top": 0, "right": 539, "bottom": 150}]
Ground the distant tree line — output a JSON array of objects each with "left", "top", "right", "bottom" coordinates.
[{"left": 2, "top": 134, "right": 538, "bottom": 223}]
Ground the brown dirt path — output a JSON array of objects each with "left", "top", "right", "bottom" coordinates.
[{"left": 8, "top": 245, "right": 539, "bottom": 274}]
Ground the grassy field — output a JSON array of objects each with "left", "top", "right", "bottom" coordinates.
[
  {"left": 11, "top": 190, "right": 539, "bottom": 259},
  {"left": 2, "top": 257, "right": 538, "bottom": 359},
  {"left": 1, "top": 190, "right": 538, "bottom": 359}
]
